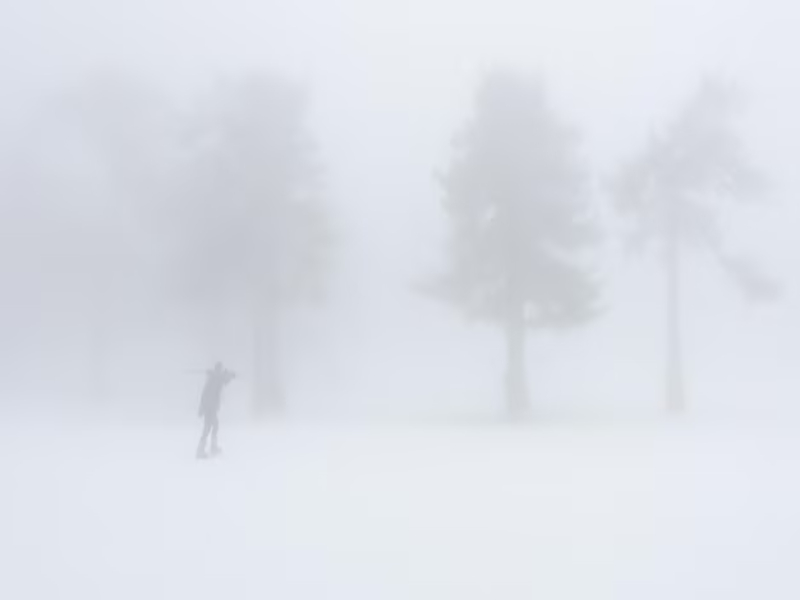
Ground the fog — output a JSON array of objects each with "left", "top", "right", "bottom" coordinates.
[
  {"left": 2, "top": 1, "right": 800, "bottom": 598},
  {"left": 1, "top": 0, "right": 797, "bottom": 420}
]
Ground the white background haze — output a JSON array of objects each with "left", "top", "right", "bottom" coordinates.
[{"left": 2, "top": 3, "right": 800, "bottom": 598}]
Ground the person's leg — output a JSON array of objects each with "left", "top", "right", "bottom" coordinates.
[
  {"left": 210, "top": 414, "right": 220, "bottom": 454},
  {"left": 196, "top": 416, "right": 212, "bottom": 458}
]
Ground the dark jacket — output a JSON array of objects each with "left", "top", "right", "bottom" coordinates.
[{"left": 198, "top": 368, "right": 235, "bottom": 417}]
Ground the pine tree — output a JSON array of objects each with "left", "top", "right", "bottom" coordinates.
[
  {"left": 176, "top": 74, "right": 332, "bottom": 416},
  {"left": 429, "top": 70, "right": 600, "bottom": 417},
  {"left": 613, "top": 77, "right": 777, "bottom": 413}
]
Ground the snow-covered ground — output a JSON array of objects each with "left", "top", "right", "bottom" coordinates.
[{"left": 3, "top": 418, "right": 800, "bottom": 599}]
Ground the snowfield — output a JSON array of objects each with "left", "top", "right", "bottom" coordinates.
[{"left": 3, "top": 418, "right": 800, "bottom": 600}]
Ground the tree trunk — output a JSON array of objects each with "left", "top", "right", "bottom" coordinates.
[
  {"left": 665, "top": 233, "right": 685, "bottom": 414},
  {"left": 252, "top": 303, "right": 284, "bottom": 418},
  {"left": 88, "top": 279, "right": 110, "bottom": 404},
  {"left": 504, "top": 304, "right": 528, "bottom": 419},
  {"left": 89, "top": 317, "right": 109, "bottom": 403},
  {"left": 206, "top": 295, "right": 226, "bottom": 362}
]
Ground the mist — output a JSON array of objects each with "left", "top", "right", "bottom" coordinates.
[{"left": 2, "top": 0, "right": 800, "bottom": 598}]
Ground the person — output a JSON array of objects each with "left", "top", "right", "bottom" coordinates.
[{"left": 196, "top": 361, "right": 236, "bottom": 459}]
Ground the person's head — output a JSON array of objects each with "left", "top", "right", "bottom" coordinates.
[{"left": 213, "top": 361, "right": 223, "bottom": 373}]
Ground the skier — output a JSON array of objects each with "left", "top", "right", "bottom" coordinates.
[{"left": 196, "top": 361, "right": 236, "bottom": 459}]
